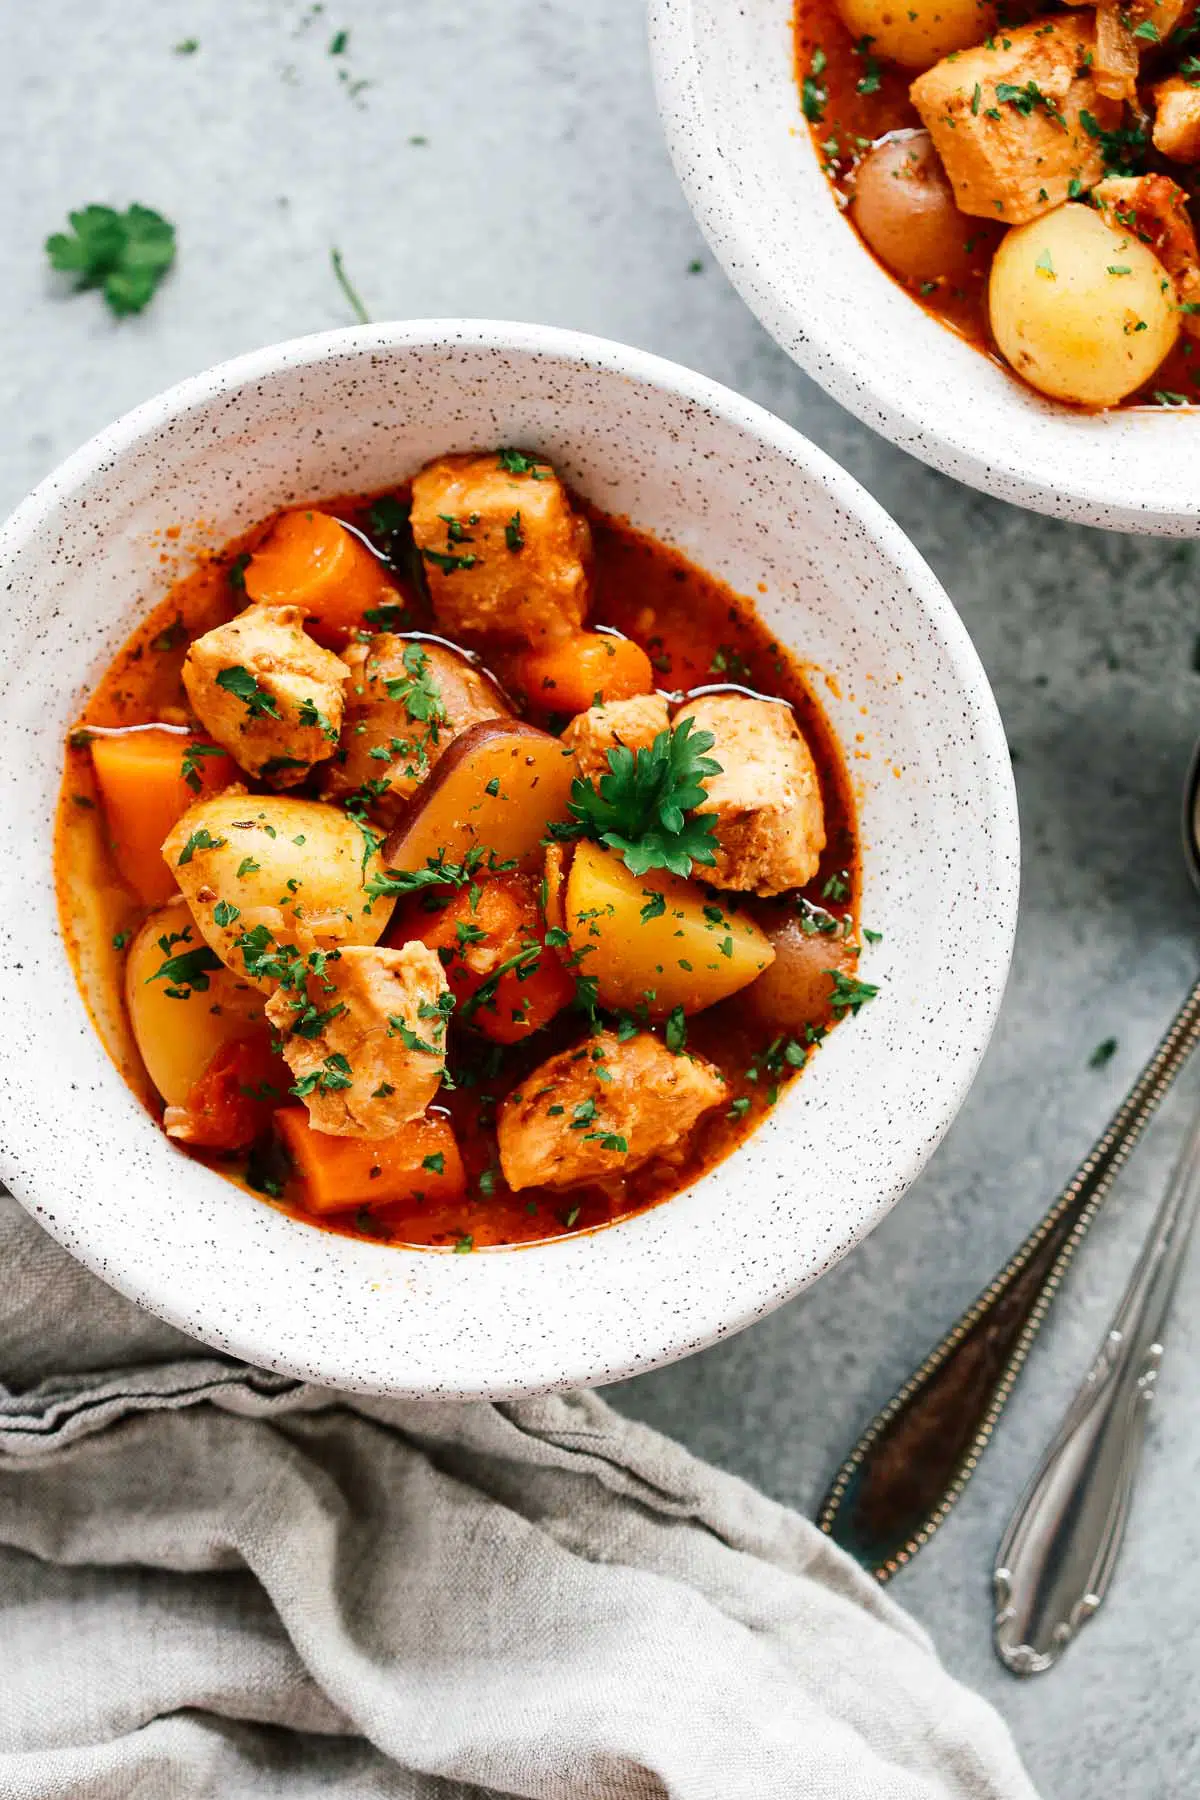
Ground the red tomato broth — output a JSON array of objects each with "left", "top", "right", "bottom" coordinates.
[
  {"left": 55, "top": 483, "right": 863, "bottom": 1251},
  {"left": 792, "top": 0, "right": 1200, "bottom": 409}
]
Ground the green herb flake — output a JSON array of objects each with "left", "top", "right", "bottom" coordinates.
[
  {"left": 1089, "top": 1036, "right": 1118, "bottom": 1069},
  {"left": 216, "top": 664, "right": 280, "bottom": 719},
  {"left": 177, "top": 826, "right": 226, "bottom": 866}
]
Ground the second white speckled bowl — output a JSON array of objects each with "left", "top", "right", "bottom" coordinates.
[
  {"left": 650, "top": 0, "right": 1200, "bottom": 533},
  {"left": 0, "top": 321, "right": 1017, "bottom": 1396}
]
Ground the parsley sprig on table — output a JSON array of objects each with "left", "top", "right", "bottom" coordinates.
[
  {"left": 45, "top": 204, "right": 176, "bottom": 318},
  {"left": 554, "top": 716, "right": 722, "bottom": 878}
]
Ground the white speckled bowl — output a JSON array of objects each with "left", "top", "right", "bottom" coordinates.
[
  {"left": 650, "top": 0, "right": 1200, "bottom": 533},
  {"left": 0, "top": 321, "right": 1017, "bottom": 1396}
]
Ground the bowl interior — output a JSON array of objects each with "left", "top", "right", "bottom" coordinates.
[
  {"left": 0, "top": 323, "right": 1017, "bottom": 1395},
  {"left": 651, "top": 0, "right": 1199, "bottom": 532}
]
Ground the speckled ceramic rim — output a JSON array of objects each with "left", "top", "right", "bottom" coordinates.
[
  {"left": 0, "top": 319, "right": 1017, "bottom": 1396},
  {"left": 649, "top": 0, "right": 1200, "bottom": 533}
]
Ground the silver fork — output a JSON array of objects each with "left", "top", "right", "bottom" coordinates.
[{"left": 993, "top": 1089, "right": 1200, "bottom": 1673}]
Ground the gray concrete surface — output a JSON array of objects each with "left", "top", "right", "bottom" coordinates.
[{"left": 3, "top": 2, "right": 1199, "bottom": 1792}]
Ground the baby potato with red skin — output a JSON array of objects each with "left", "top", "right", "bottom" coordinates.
[{"left": 852, "top": 132, "right": 999, "bottom": 289}]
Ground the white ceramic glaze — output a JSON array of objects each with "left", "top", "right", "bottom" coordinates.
[
  {"left": 650, "top": 0, "right": 1200, "bottom": 533},
  {"left": 0, "top": 321, "right": 1018, "bottom": 1396}
]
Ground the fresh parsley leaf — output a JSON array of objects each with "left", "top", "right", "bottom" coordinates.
[
  {"left": 146, "top": 944, "right": 221, "bottom": 996},
  {"left": 1089, "top": 1036, "right": 1118, "bottom": 1068},
  {"left": 505, "top": 511, "right": 524, "bottom": 552},
  {"left": 497, "top": 447, "right": 549, "bottom": 477},
  {"left": 557, "top": 716, "right": 722, "bottom": 878},
  {"left": 385, "top": 643, "right": 447, "bottom": 726},
  {"left": 298, "top": 697, "right": 339, "bottom": 741},
  {"left": 829, "top": 971, "right": 879, "bottom": 1016},
  {"left": 422, "top": 1152, "right": 446, "bottom": 1173},
  {"left": 212, "top": 899, "right": 240, "bottom": 927},
  {"left": 640, "top": 890, "right": 666, "bottom": 922},
  {"left": 46, "top": 203, "right": 176, "bottom": 317},
  {"left": 664, "top": 1005, "right": 687, "bottom": 1053},
  {"left": 216, "top": 665, "right": 280, "bottom": 719},
  {"left": 422, "top": 546, "right": 478, "bottom": 574},
  {"left": 291, "top": 1052, "right": 353, "bottom": 1098},
  {"left": 180, "top": 741, "right": 224, "bottom": 792},
  {"left": 177, "top": 826, "right": 226, "bottom": 865}
]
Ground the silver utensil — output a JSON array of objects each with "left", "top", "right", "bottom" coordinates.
[
  {"left": 816, "top": 737, "right": 1200, "bottom": 1585},
  {"left": 992, "top": 1089, "right": 1200, "bottom": 1672}
]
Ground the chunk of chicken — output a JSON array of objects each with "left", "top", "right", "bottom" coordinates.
[
  {"left": 320, "top": 636, "right": 512, "bottom": 825},
  {"left": 183, "top": 603, "right": 348, "bottom": 786},
  {"left": 560, "top": 692, "right": 671, "bottom": 784},
  {"left": 265, "top": 941, "right": 449, "bottom": 1137},
  {"left": 497, "top": 1030, "right": 725, "bottom": 1191},
  {"left": 677, "top": 694, "right": 825, "bottom": 897},
  {"left": 910, "top": 17, "right": 1119, "bottom": 224},
  {"left": 1154, "top": 77, "right": 1200, "bottom": 164},
  {"left": 410, "top": 452, "right": 590, "bottom": 647},
  {"left": 1094, "top": 174, "right": 1200, "bottom": 336}
]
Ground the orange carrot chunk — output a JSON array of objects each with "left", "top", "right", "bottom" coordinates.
[
  {"left": 515, "top": 631, "right": 653, "bottom": 715},
  {"left": 244, "top": 509, "right": 398, "bottom": 640},
  {"left": 90, "top": 728, "right": 234, "bottom": 907},
  {"left": 274, "top": 1107, "right": 465, "bottom": 1216},
  {"left": 405, "top": 872, "right": 575, "bottom": 1044}
]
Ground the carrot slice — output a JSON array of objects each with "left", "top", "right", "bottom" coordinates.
[
  {"left": 515, "top": 631, "right": 653, "bottom": 715},
  {"left": 90, "top": 728, "right": 234, "bottom": 907},
  {"left": 274, "top": 1107, "right": 465, "bottom": 1215},
  {"left": 244, "top": 509, "right": 397, "bottom": 640},
  {"left": 405, "top": 872, "right": 574, "bottom": 1044}
]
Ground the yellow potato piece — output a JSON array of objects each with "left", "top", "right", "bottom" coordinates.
[
  {"left": 565, "top": 840, "right": 774, "bottom": 1017},
  {"left": 125, "top": 899, "right": 266, "bottom": 1106},
  {"left": 836, "top": 0, "right": 996, "bottom": 69},
  {"left": 162, "top": 793, "right": 395, "bottom": 987},
  {"left": 989, "top": 204, "right": 1179, "bottom": 407}
]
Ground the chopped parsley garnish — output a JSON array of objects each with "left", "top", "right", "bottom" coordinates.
[
  {"left": 236, "top": 856, "right": 261, "bottom": 878},
  {"left": 554, "top": 715, "right": 722, "bottom": 878},
  {"left": 177, "top": 826, "right": 226, "bottom": 865},
  {"left": 385, "top": 643, "right": 447, "bottom": 726},
  {"left": 291, "top": 1052, "right": 353, "bottom": 1098},
  {"left": 151, "top": 617, "right": 186, "bottom": 653},
  {"left": 664, "top": 1005, "right": 687, "bottom": 1053},
  {"left": 212, "top": 900, "right": 240, "bottom": 927},
  {"left": 298, "top": 697, "right": 339, "bottom": 741},
  {"left": 640, "top": 890, "right": 667, "bottom": 922},
  {"left": 801, "top": 46, "right": 827, "bottom": 121},
  {"left": 829, "top": 971, "right": 879, "bottom": 1016},
  {"left": 505, "top": 511, "right": 524, "bottom": 552},
  {"left": 46, "top": 203, "right": 176, "bottom": 317},
  {"left": 709, "top": 643, "right": 753, "bottom": 682},
  {"left": 422, "top": 546, "right": 479, "bottom": 574},
  {"left": 1089, "top": 1036, "right": 1118, "bottom": 1068},
  {"left": 216, "top": 665, "right": 280, "bottom": 719},
  {"left": 146, "top": 942, "right": 222, "bottom": 998},
  {"left": 180, "top": 741, "right": 224, "bottom": 792},
  {"left": 728, "top": 1096, "right": 751, "bottom": 1120},
  {"left": 497, "top": 447, "right": 549, "bottom": 477},
  {"left": 453, "top": 1234, "right": 474, "bottom": 1253},
  {"left": 366, "top": 846, "right": 518, "bottom": 902},
  {"left": 1080, "top": 110, "right": 1148, "bottom": 177},
  {"left": 821, "top": 869, "right": 849, "bottom": 902},
  {"left": 111, "top": 931, "right": 130, "bottom": 951},
  {"left": 422, "top": 1151, "right": 446, "bottom": 1173},
  {"left": 227, "top": 552, "right": 251, "bottom": 594}
]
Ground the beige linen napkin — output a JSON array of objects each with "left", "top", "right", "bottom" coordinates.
[{"left": 0, "top": 1193, "right": 1039, "bottom": 1800}]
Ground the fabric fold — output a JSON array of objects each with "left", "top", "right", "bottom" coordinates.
[{"left": 0, "top": 1195, "right": 1039, "bottom": 1800}]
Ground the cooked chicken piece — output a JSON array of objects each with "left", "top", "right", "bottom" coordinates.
[
  {"left": 183, "top": 603, "right": 348, "bottom": 787},
  {"left": 410, "top": 452, "right": 590, "bottom": 647},
  {"left": 265, "top": 942, "right": 449, "bottom": 1137},
  {"left": 497, "top": 1030, "right": 725, "bottom": 1191},
  {"left": 320, "top": 636, "right": 512, "bottom": 825},
  {"left": 677, "top": 694, "right": 825, "bottom": 897},
  {"left": 1094, "top": 174, "right": 1200, "bottom": 335},
  {"left": 560, "top": 692, "right": 671, "bottom": 784},
  {"left": 910, "top": 17, "right": 1119, "bottom": 224},
  {"left": 1155, "top": 77, "right": 1200, "bottom": 164}
]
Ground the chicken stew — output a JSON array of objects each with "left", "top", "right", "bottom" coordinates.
[
  {"left": 57, "top": 450, "right": 873, "bottom": 1250},
  {"left": 797, "top": 0, "right": 1200, "bottom": 408}
]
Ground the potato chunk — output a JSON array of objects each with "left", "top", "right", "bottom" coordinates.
[
  {"left": 1154, "top": 77, "right": 1200, "bottom": 164},
  {"left": 182, "top": 603, "right": 348, "bottom": 785},
  {"left": 320, "top": 637, "right": 511, "bottom": 826},
  {"left": 910, "top": 17, "right": 1118, "bottom": 225},
  {"left": 565, "top": 840, "right": 774, "bottom": 1017},
  {"left": 266, "top": 942, "right": 449, "bottom": 1137},
  {"left": 162, "top": 793, "right": 394, "bottom": 986},
  {"left": 125, "top": 898, "right": 265, "bottom": 1105},
  {"left": 560, "top": 692, "right": 671, "bottom": 783},
  {"left": 497, "top": 1030, "right": 725, "bottom": 1191},
  {"left": 410, "top": 452, "right": 590, "bottom": 646},
  {"left": 678, "top": 695, "right": 825, "bottom": 897}
]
